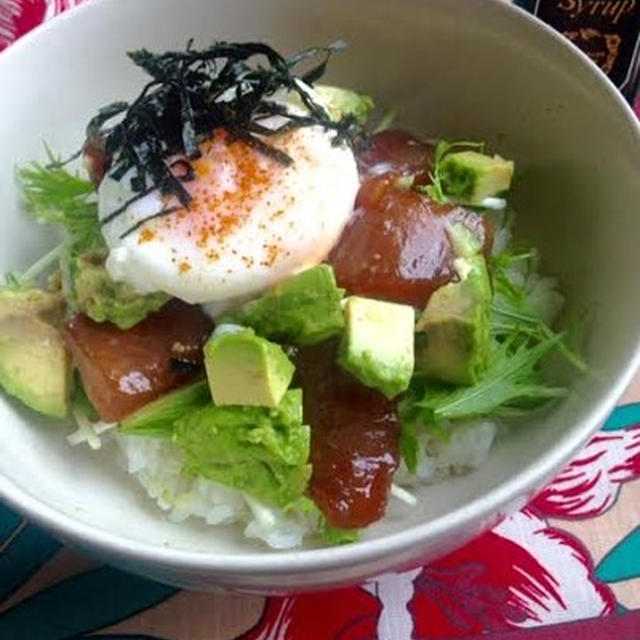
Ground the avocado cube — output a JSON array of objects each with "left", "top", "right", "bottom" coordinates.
[
  {"left": 440, "top": 151, "right": 514, "bottom": 205},
  {"left": 204, "top": 328, "right": 295, "bottom": 407},
  {"left": 0, "top": 288, "right": 71, "bottom": 418},
  {"left": 223, "top": 265, "right": 345, "bottom": 346},
  {"left": 338, "top": 296, "right": 415, "bottom": 399},
  {"left": 315, "top": 85, "right": 375, "bottom": 125},
  {"left": 415, "top": 255, "right": 491, "bottom": 385}
]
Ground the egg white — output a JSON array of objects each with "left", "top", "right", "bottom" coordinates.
[{"left": 98, "top": 121, "right": 358, "bottom": 310}]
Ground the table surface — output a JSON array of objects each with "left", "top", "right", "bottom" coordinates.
[{"left": 1, "top": 2, "right": 639, "bottom": 639}]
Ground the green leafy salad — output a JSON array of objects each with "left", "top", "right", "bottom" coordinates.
[{"left": 0, "top": 40, "right": 584, "bottom": 549}]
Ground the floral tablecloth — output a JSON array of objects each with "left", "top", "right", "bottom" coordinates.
[{"left": 1, "top": 2, "right": 640, "bottom": 639}]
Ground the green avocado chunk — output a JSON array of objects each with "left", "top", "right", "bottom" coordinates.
[
  {"left": 71, "top": 249, "right": 169, "bottom": 330},
  {"left": 204, "top": 327, "right": 295, "bottom": 407},
  {"left": 0, "top": 288, "right": 71, "bottom": 418},
  {"left": 222, "top": 265, "right": 345, "bottom": 346},
  {"left": 173, "top": 389, "right": 311, "bottom": 507},
  {"left": 415, "top": 254, "right": 492, "bottom": 385},
  {"left": 314, "top": 85, "right": 375, "bottom": 125},
  {"left": 338, "top": 296, "right": 415, "bottom": 399},
  {"left": 439, "top": 151, "right": 514, "bottom": 205}
]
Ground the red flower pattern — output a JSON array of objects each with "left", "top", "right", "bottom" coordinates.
[
  {"left": 235, "top": 511, "right": 615, "bottom": 640},
  {"left": 237, "top": 588, "right": 381, "bottom": 640},
  {"left": 234, "top": 419, "right": 640, "bottom": 638},
  {"left": 0, "top": 0, "right": 85, "bottom": 51},
  {"left": 531, "top": 424, "right": 640, "bottom": 519}
]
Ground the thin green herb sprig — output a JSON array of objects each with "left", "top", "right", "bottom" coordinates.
[
  {"left": 18, "top": 160, "right": 102, "bottom": 252},
  {"left": 3, "top": 244, "right": 64, "bottom": 291},
  {"left": 398, "top": 334, "right": 567, "bottom": 473},
  {"left": 86, "top": 40, "right": 361, "bottom": 227},
  {"left": 490, "top": 247, "right": 588, "bottom": 372},
  {"left": 404, "top": 335, "right": 567, "bottom": 425}
]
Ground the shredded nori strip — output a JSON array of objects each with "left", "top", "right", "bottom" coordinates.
[
  {"left": 118, "top": 206, "right": 181, "bottom": 239},
  {"left": 87, "top": 39, "right": 362, "bottom": 232}
]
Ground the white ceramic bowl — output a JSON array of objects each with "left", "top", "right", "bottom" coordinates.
[{"left": 1, "top": 0, "right": 639, "bottom": 592}]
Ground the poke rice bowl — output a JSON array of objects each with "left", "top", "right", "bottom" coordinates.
[{"left": 1, "top": 0, "right": 640, "bottom": 592}]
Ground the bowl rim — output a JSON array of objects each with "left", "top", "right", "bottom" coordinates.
[{"left": 1, "top": 0, "right": 640, "bottom": 580}]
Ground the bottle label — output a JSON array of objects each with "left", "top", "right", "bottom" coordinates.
[{"left": 530, "top": 1, "right": 640, "bottom": 93}]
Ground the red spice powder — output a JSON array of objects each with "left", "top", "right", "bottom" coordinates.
[{"left": 138, "top": 228, "right": 156, "bottom": 244}]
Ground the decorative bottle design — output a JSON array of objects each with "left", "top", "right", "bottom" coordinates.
[{"left": 516, "top": 0, "right": 640, "bottom": 102}]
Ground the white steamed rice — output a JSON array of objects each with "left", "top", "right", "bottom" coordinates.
[
  {"left": 67, "top": 417, "right": 497, "bottom": 549},
  {"left": 114, "top": 433, "right": 316, "bottom": 549},
  {"left": 394, "top": 420, "right": 498, "bottom": 487}
]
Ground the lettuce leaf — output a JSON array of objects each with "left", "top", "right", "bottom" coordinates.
[
  {"left": 292, "top": 496, "right": 359, "bottom": 545},
  {"left": 321, "top": 522, "right": 360, "bottom": 545},
  {"left": 120, "top": 379, "right": 210, "bottom": 437},
  {"left": 173, "top": 389, "right": 311, "bottom": 508}
]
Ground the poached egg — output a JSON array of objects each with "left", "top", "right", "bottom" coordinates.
[{"left": 98, "top": 122, "right": 358, "bottom": 312}]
